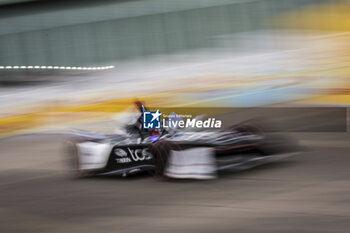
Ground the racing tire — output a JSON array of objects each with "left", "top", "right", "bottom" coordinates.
[
  {"left": 150, "top": 141, "right": 189, "bottom": 179},
  {"left": 257, "top": 134, "right": 298, "bottom": 155}
]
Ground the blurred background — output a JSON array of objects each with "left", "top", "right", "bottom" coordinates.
[
  {"left": 0, "top": 1, "right": 350, "bottom": 233},
  {"left": 0, "top": 0, "right": 349, "bottom": 136}
]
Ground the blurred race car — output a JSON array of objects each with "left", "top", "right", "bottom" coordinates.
[{"left": 65, "top": 105, "right": 298, "bottom": 179}]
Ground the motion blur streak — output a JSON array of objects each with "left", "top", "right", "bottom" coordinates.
[{"left": 0, "top": 0, "right": 350, "bottom": 233}]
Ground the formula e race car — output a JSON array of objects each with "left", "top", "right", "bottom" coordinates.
[{"left": 65, "top": 107, "right": 298, "bottom": 180}]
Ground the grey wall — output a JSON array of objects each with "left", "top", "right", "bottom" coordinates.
[{"left": 0, "top": 0, "right": 331, "bottom": 66}]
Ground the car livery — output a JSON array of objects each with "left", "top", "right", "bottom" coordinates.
[{"left": 65, "top": 119, "right": 298, "bottom": 179}]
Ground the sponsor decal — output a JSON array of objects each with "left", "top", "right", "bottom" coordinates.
[
  {"left": 114, "top": 148, "right": 128, "bottom": 157},
  {"left": 114, "top": 148, "right": 153, "bottom": 163},
  {"left": 115, "top": 157, "right": 132, "bottom": 163},
  {"left": 114, "top": 148, "right": 132, "bottom": 163},
  {"left": 128, "top": 148, "right": 152, "bottom": 161}
]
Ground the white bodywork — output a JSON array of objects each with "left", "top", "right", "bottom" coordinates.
[{"left": 76, "top": 142, "right": 111, "bottom": 170}]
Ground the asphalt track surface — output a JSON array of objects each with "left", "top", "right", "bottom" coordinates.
[{"left": 1, "top": 131, "right": 350, "bottom": 233}]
